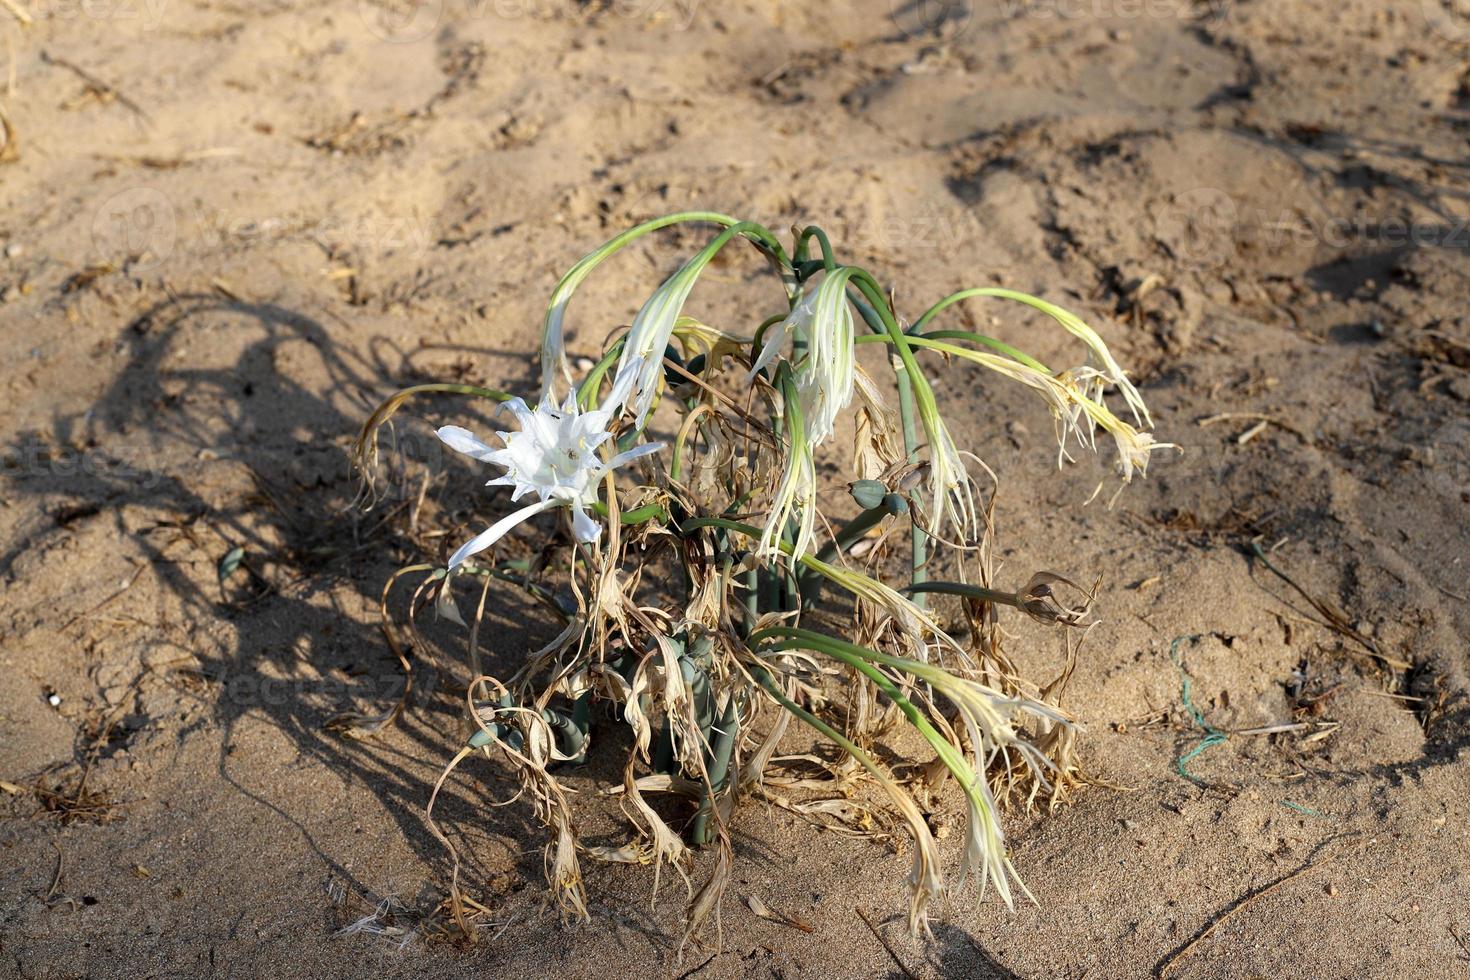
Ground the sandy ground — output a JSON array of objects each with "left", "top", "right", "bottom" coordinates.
[{"left": 2, "top": 0, "right": 1468, "bottom": 977}]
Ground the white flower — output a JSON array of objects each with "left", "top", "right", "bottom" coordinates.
[
  {"left": 749, "top": 268, "right": 856, "bottom": 447},
  {"left": 615, "top": 231, "right": 746, "bottom": 426},
  {"left": 538, "top": 212, "right": 740, "bottom": 403},
  {"left": 437, "top": 373, "right": 662, "bottom": 570},
  {"left": 750, "top": 270, "right": 858, "bottom": 562}
]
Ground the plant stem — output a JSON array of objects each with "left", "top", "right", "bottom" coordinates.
[
  {"left": 854, "top": 331, "right": 1051, "bottom": 373},
  {"left": 576, "top": 340, "right": 626, "bottom": 410},
  {"left": 691, "top": 695, "right": 739, "bottom": 846},
  {"left": 903, "top": 581, "right": 1023, "bottom": 608},
  {"left": 798, "top": 493, "right": 907, "bottom": 607},
  {"left": 892, "top": 356, "right": 928, "bottom": 603}
]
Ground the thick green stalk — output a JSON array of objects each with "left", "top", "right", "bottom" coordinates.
[
  {"left": 798, "top": 493, "right": 908, "bottom": 607},
  {"left": 795, "top": 226, "right": 838, "bottom": 273},
  {"left": 892, "top": 356, "right": 928, "bottom": 602},
  {"left": 837, "top": 269, "right": 934, "bottom": 601},
  {"left": 691, "top": 695, "right": 739, "bottom": 846}
]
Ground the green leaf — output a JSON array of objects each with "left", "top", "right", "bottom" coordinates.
[{"left": 218, "top": 546, "right": 245, "bottom": 582}]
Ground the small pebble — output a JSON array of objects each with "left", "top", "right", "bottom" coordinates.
[
  {"left": 47, "top": 693, "right": 61, "bottom": 707},
  {"left": 4, "top": 243, "right": 21, "bottom": 259}
]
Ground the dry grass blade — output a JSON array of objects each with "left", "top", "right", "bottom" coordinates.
[
  {"left": 857, "top": 907, "right": 919, "bottom": 980},
  {"left": 0, "top": 102, "right": 16, "bottom": 164},
  {"left": 1155, "top": 855, "right": 1337, "bottom": 978},
  {"left": 0, "top": 0, "right": 31, "bottom": 26},
  {"left": 1248, "top": 540, "right": 1409, "bottom": 670}
]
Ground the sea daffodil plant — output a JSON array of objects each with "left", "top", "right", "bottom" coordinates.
[{"left": 353, "top": 212, "right": 1170, "bottom": 941}]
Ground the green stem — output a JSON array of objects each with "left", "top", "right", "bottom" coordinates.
[
  {"left": 589, "top": 501, "right": 665, "bottom": 525},
  {"left": 750, "top": 631, "right": 974, "bottom": 792},
  {"left": 749, "top": 666, "right": 901, "bottom": 796},
  {"left": 691, "top": 695, "right": 739, "bottom": 846},
  {"left": 795, "top": 226, "right": 838, "bottom": 272},
  {"left": 798, "top": 493, "right": 908, "bottom": 607},
  {"left": 576, "top": 340, "right": 626, "bottom": 411},
  {"left": 893, "top": 358, "right": 928, "bottom": 602},
  {"left": 902, "top": 580, "right": 1023, "bottom": 608},
  {"left": 912, "top": 286, "right": 1074, "bottom": 335}
]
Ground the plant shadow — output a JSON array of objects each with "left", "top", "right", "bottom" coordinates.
[{"left": 3, "top": 291, "right": 575, "bottom": 917}]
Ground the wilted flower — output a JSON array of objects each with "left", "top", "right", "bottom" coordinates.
[
  {"left": 751, "top": 270, "right": 858, "bottom": 562},
  {"left": 538, "top": 211, "right": 740, "bottom": 401},
  {"left": 614, "top": 226, "right": 763, "bottom": 426},
  {"left": 904, "top": 335, "right": 1168, "bottom": 482},
  {"left": 750, "top": 268, "right": 857, "bottom": 447},
  {"left": 951, "top": 288, "right": 1151, "bottom": 427},
  {"left": 437, "top": 371, "right": 661, "bottom": 569}
]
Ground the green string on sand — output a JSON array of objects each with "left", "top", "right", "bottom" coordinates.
[
  {"left": 1280, "top": 800, "right": 1323, "bottom": 817},
  {"left": 1169, "top": 634, "right": 1228, "bottom": 784}
]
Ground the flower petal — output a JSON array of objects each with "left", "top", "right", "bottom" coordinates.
[
  {"left": 569, "top": 502, "right": 600, "bottom": 543},
  {"left": 603, "top": 441, "right": 665, "bottom": 471},
  {"left": 437, "top": 425, "right": 499, "bottom": 462},
  {"left": 446, "top": 498, "right": 558, "bottom": 570}
]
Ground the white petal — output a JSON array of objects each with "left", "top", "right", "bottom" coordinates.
[
  {"left": 446, "top": 498, "right": 558, "bottom": 570},
  {"left": 601, "top": 360, "right": 641, "bottom": 417},
  {"left": 496, "top": 396, "right": 536, "bottom": 428},
  {"left": 570, "top": 503, "right": 600, "bottom": 543},
  {"left": 604, "top": 441, "right": 664, "bottom": 471},
  {"left": 437, "top": 425, "right": 498, "bottom": 462},
  {"left": 747, "top": 311, "right": 793, "bottom": 381}
]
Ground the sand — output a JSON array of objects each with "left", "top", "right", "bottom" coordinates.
[{"left": 1, "top": 1, "right": 1467, "bottom": 977}]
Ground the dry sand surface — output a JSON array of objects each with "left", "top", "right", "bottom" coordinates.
[{"left": 2, "top": 0, "right": 1469, "bottom": 977}]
